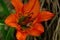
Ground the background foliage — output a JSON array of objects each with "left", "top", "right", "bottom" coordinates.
[{"left": 0, "top": 0, "right": 60, "bottom": 40}]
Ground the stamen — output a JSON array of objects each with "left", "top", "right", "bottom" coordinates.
[{"left": 26, "top": 22, "right": 32, "bottom": 27}]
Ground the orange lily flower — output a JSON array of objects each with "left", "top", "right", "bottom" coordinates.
[{"left": 5, "top": 0, "right": 54, "bottom": 40}]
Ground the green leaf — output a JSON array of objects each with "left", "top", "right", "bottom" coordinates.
[
  {"left": 0, "top": 20, "right": 4, "bottom": 23},
  {"left": 5, "top": 27, "right": 15, "bottom": 40},
  {"left": 0, "top": 0, "right": 10, "bottom": 23},
  {"left": 0, "top": 0, "right": 15, "bottom": 40},
  {"left": 0, "top": 12, "right": 6, "bottom": 23},
  {"left": 0, "top": 24, "right": 8, "bottom": 40},
  {"left": 0, "top": 0, "right": 10, "bottom": 16},
  {"left": 0, "top": 23, "right": 15, "bottom": 40}
]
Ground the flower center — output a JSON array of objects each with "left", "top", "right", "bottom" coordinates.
[{"left": 18, "top": 16, "right": 32, "bottom": 30}]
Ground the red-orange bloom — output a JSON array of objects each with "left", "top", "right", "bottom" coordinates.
[{"left": 5, "top": 0, "right": 54, "bottom": 40}]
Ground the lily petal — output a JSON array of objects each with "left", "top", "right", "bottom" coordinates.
[
  {"left": 11, "top": 0, "right": 23, "bottom": 13},
  {"left": 5, "top": 14, "right": 20, "bottom": 29},
  {"left": 28, "top": 29, "right": 41, "bottom": 36},
  {"left": 27, "top": 23, "right": 44, "bottom": 36},
  {"left": 30, "top": 0, "right": 40, "bottom": 19},
  {"left": 16, "top": 31, "right": 27, "bottom": 40},
  {"left": 37, "top": 11, "right": 54, "bottom": 22},
  {"left": 24, "top": 0, "right": 36, "bottom": 13},
  {"left": 24, "top": 0, "right": 40, "bottom": 20},
  {"left": 33, "top": 23, "right": 44, "bottom": 32},
  {"left": 24, "top": 0, "right": 40, "bottom": 12}
]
